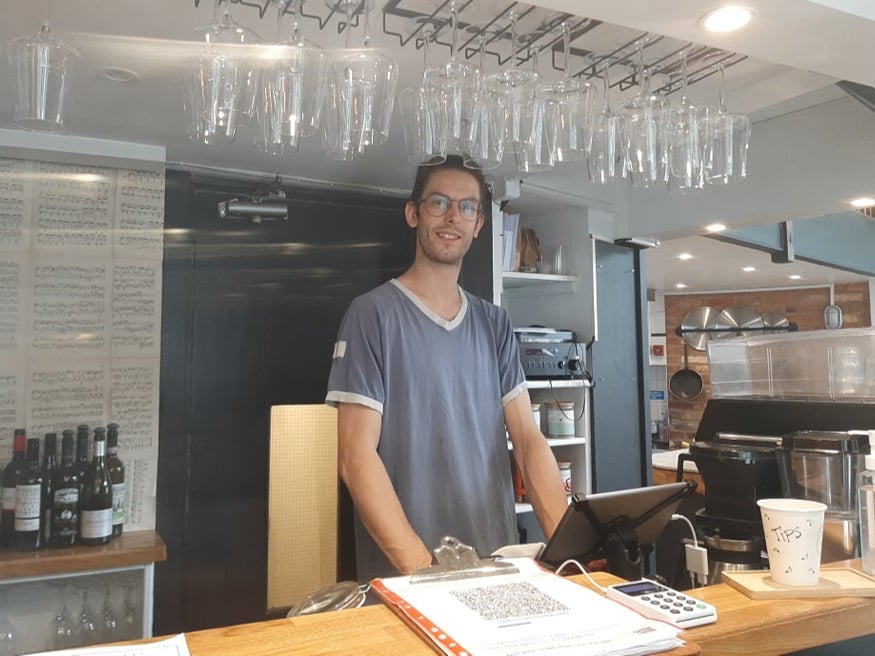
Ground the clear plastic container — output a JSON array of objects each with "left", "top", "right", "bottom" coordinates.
[
  {"left": 859, "top": 453, "right": 875, "bottom": 575},
  {"left": 776, "top": 430, "right": 870, "bottom": 517},
  {"left": 708, "top": 327, "right": 875, "bottom": 400}
]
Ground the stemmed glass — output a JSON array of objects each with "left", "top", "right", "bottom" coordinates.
[
  {"left": 120, "top": 581, "right": 139, "bottom": 641},
  {"left": 100, "top": 584, "right": 119, "bottom": 644},
  {"left": 46, "top": 583, "right": 75, "bottom": 651},
  {"left": 586, "top": 56, "right": 625, "bottom": 184},
  {"left": 323, "top": 0, "right": 398, "bottom": 161},
  {"left": 666, "top": 49, "right": 706, "bottom": 191},
  {"left": 703, "top": 60, "right": 751, "bottom": 185},
  {"left": 423, "top": 1, "right": 479, "bottom": 154},
  {"left": 0, "top": 588, "right": 17, "bottom": 656},
  {"left": 511, "top": 40, "right": 554, "bottom": 175},
  {"left": 486, "top": 12, "right": 539, "bottom": 152},
  {"left": 542, "top": 20, "right": 593, "bottom": 163},
  {"left": 398, "top": 20, "right": 447, "bottom": 164},
  {"left": 462, "top": 35, "right": 504, "bottom": 170},
  {"left": 185, "top": 0, "right": 262, "bottom": 145},
  {"left": 76, "top": 584, "right": 99, "bottom": 646},
  {"left": 618, "top": 38, "right": 670, "bottom": 189},
  {"left": 255, "top": 0, "right": 329, "bottom": 155},
  {"left": 8, "top": 22, "right": 80, "bottom": 132}
]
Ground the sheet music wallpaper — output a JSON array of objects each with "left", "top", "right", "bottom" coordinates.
[{"left": 0, "top": 156, "right": 163, "bottom": 532}]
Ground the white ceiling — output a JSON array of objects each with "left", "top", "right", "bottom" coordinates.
[
  {"left": 1, "top": 0, "right": 874, "bottom": 293},
  {"left": 644, "top": 234, "right": 871, "bottom": 294}
]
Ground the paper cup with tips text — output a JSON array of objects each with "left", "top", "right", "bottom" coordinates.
[{"left": 757, "top": 498, "right": 827, "bottom": 587}]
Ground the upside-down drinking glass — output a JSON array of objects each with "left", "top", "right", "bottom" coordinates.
[
  {"left": 542, "top": 21, "right": 593, "bottom": 163},
  {"left": 187, "top": 0, "right": 262, "bottom": 145},
  {"left": 9, "top": 22, "right": 80, "bottom": 132},
  {"left": 322, "top": 0, "right": 398, "bottom": 160},
  {"left": 703, "top": 61, "right": 751, "bottom": 185},
  {"left": 398, "top": 21, "right": 446, "bottom": 164}
]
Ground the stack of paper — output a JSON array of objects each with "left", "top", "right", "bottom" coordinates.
[{"left": 372, "top": 558, "right": 684, "bottom": 656}]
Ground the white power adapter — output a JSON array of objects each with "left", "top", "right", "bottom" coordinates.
[{"left": 685, "top": 543, "right": 710, "bottom": 585}]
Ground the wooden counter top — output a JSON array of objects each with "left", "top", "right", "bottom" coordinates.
[
  {"left": 179, "top": 595, "right": 699, "bottom": 656},
  {"left": 574, "top": 565, "right": 875, "bottom": 656},
  {"left": 0, "top": 530, "right": 166, "bottom": 580},
  {"left": 126, "top": 561, "right": 874, "bottom": 656}
]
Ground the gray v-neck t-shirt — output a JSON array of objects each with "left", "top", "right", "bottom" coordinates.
[{"left": 326, "top": 279, "right": 525, "bottom": 581}]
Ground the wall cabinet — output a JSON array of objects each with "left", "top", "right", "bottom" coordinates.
[
  {"left": 491, "top": 186, "right": 598, "bottom": 535},
  {"left": 0, "top": 531, "right": 165, "bottom": 655}
]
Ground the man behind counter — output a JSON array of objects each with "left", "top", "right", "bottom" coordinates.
[{"left": 326, "top": 155, "right": 568, "bottom": 581}]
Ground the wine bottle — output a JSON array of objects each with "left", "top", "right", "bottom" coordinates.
[
  {"left": 106, "top": 423, "right": 126, "bottom": 537},
  {"left": 42, "top": 433, "right": 57, "bottom": 545},
  {"left": 14, "top": 437, "right": 43, "bottom": 550},
  {"left": 75, "top": 424, "right": 91, "bottom": 491},
  {"left": 1, "top": 429, "right": 27, "bottom": 548},
  {"left": 79, "top": 427, "right": 112, "bottom": 546},
  {"left": 50, "top": 430, "right": 80, "bottom": 548}
]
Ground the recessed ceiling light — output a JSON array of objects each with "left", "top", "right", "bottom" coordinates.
[
  {"left": 677, "top": 253, "right": 694, "bottom": 260},
  {"left": 850, "top": 197, "right": 875, "bottom": 208},
  {"left": 705, "top": 223, "right": 727, "bottom": 233},
  {"left": 99, "top": 66, "right": 140, "bottom": 84},
  {"left": 742, "top": 266, "right": 756, "bottom": 272},
  {"left": 789, "top": 274, "right": 802, "bottom": 280},
  {"left": 675, "top": 283, "right": 688, "bottom": 289},
  {"left": 700, "top": 6, "right": 754, "bottom": 33}
]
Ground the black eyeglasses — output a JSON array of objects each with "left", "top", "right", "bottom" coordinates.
[{"left": 417, "top": 193, "right": 482, "bottom": 222}]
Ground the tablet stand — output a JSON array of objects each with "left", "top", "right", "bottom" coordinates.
[{"left": 576, "top": 480, "right": 697, "bottom": 580}]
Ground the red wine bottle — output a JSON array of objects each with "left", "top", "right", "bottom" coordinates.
[
  {"left": 41, "top": 433, "right": 57, "bottom": 545},
  {"left": 14, "top": 437, "right": 43, "bottom": 550},
  {"left": 1, "top": 429, "right": 27, "bottom": 548}
]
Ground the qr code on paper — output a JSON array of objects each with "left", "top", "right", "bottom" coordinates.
[{"left": 450, "top": 581, "right": 569, "bottom": 621}]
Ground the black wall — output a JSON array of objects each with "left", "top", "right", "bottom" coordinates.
[{"left": 155, "top": 169, "right": 493, "bottom": 633}]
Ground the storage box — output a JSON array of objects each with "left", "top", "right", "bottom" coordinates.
[{"left": 708, "top": 328, "right": 875, "bottom": 400}]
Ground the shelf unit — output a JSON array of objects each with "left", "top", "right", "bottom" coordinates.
[
  {"left": 0, "top": 531, "right": 166, "bottom": 655},
  {"left": 492, "top": 188, "right": 598, "bottom": 538}
]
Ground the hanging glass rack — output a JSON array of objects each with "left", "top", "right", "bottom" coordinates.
[{"left": 193, "top": 0, "right": 747, "bottom": 97}]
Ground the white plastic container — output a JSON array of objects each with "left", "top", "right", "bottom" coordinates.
[
  {"left": 546, "top": 402, "right": 575, "bottom": 437},
  {"left": 531, "top": 403, "right": 542, "bottom": 431},
  {"left": 858, "top": 453, "right": 875, "bottom": 575},
  {"left": 558, "top": 461, "right": 573, "bottom": 496}
]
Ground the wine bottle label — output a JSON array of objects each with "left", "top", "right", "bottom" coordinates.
[
  {"left": 80, "top": 508, "right": 112, "bottom": 539},
  {"left": 53, "top": 487, "right": 80, "bottom": 537},
  {"left": 14, "top": 483, "right": 41, "bottom": 531},
  {"left": 112, "top": 482, "right": 127, "bottom": 525},
  {"left": 1, "top": 486, "right": 15, "bottom": 511}
]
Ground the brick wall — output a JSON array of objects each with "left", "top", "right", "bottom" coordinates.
[{"left": 663, "top": 282, "right": 871, "bottom": 446}]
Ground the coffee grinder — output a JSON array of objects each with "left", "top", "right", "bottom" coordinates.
[{"left": 678, "top": 398, "right": 875, "bottom": 583}]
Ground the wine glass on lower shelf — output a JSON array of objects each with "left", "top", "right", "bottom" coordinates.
[
  {"left": 100, "top": 584, "right": 119, "bottom": 644},
  {"left": 47, "top": 583, "right": 75, "bottom": 651},
  {"left": 121, "top": 581, "right": 139, "bottom": 641},
  {"left": 76, "top": 584, "right": 99, "bottom": 646}
]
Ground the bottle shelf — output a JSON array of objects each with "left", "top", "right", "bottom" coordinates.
[{"left": 0, "top": 530, "right": 166, "bottom": 580}]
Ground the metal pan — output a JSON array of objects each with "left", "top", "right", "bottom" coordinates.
[
  {"left": 680, "top": 306, "right": 722, "bottom": 351},
  {"left": 761, "top": 311, "right": 790, "bottom": 334},
  {"left": 710, "top": 306, "right": 764, "bottom": 340},
  {"left": 669, "top": 342, "right": 704, "bottom": 400}
]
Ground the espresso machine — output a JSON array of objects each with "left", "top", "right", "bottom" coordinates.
[{"left": 679, "top": 398, "right": 875, "bottom": 583}]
